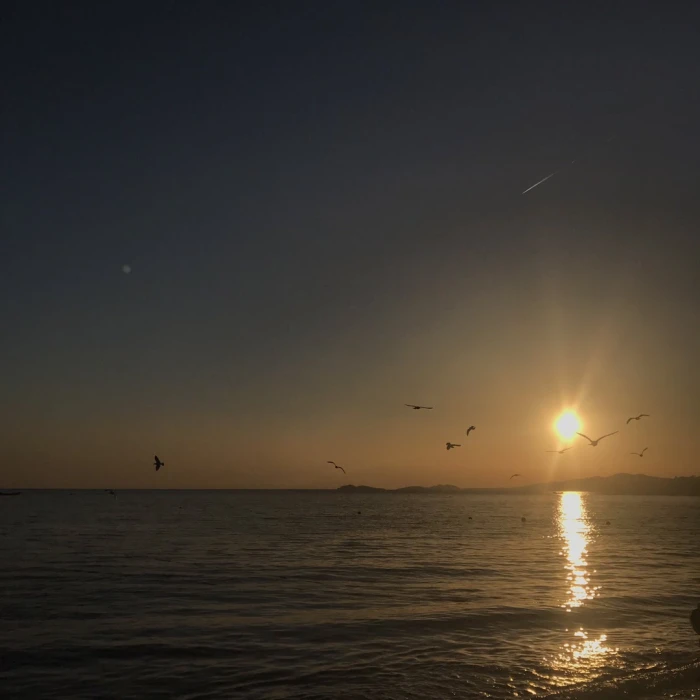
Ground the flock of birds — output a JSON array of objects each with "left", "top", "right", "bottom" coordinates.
[
  {"left": 322, "top": 407, "right": 652, "bottom": 479},
  {"left": 146, "top": 412, "right": 651, "bottom": 482}
]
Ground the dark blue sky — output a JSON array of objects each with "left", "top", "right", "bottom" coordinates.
[{"left": 2, "top": 2, "right": 699, "bottom": 488}]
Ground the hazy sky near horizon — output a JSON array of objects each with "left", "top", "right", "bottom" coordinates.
[{"left": 2, "top": 3, "right": 700, "bottom": 489}]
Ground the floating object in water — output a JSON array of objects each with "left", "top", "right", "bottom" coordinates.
[
  {"left": 0, "top": 491, "right": 21, "bottom": 496},
  {"left": 691, "top": 604, "right": 700, "bottom": 635}
]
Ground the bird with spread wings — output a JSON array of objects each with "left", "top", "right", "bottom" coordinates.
[{"left": 576, "top": 431, "right": 618, "bottom": 447}]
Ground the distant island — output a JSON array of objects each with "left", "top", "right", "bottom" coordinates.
[{"left": 337, "top": 473, "right": 700, "bottom": 496}]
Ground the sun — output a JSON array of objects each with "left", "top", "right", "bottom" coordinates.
[{"left": 555, "top": 411, "right": 581, "bottom": 440}]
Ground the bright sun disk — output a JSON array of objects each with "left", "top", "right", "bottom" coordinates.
[{"left": 555, "top": 411, "right": 581, "bottom": 440}]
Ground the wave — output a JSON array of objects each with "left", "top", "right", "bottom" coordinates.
[{"left": 539, "top": 659, "right": 700, "bottom": 699}]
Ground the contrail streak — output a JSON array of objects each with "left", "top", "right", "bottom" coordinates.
[{"left": 522, "top": 172, "right": 556, "bottom": 194}]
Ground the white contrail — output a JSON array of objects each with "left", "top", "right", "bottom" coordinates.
[{"left": 521, "top": 171, "right": 556, "bottom": 194}]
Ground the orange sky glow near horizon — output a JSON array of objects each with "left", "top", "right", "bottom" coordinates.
[{"left": 3, "top": 8, "right": 700, "bottom": 490}]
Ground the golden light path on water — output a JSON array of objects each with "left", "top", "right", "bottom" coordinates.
[{"left": 547, "top": 492, "right": 618, "bottom": 685}]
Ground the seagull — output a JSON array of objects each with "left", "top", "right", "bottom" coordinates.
[
  {"left": 405, "top": 404, "right": 433, "bottom": 410},
  {"left": 626, "top": 413, "right": 650, "bottom": 424},
  {"left": 466, "top": 426, "right": 476, "bottom": 436},
  {"left": 630, "top": 448, "right": 648, "bottom": 457},
  {"left": 576, "top": 431, "right": 618, "bottom": 447},
  {"left": 510, "top": 473, "right": 521, "bottom": 480},
  {"left": 446, "top": 442, "right": 461, "bottom": 450},
  {"left": 154, "top": 455, "right": 164, "bottom": 471},
  {"left": 327, "top": 460, "right": 346, "bottom": 474},
  {"left": 546, "top": 447, "right": 574, "bottom": 454}
]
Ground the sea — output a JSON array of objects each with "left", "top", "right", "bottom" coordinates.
[{"left": 1, "top": 490, "right": 699, "bottom": 699}]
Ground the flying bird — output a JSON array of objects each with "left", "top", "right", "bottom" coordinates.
[
  {"left": 576, "top": 431, "right": 618, "bottom": 447},
  {"left": 522, "top": 172, "right": 556, "bottom": 195},
  {"left": 154, "top": 455, "right": 164, "bottom": 471},
  {"left": 405, "top": 404, "right": 433, "bottom": 410},
  {"left": 510, "top": 473, "right": 521, "bottom": 480},
  {"left": 446, "top": 442, "right": 461, "bottom": 450},
  {"left": 630, "top": 448, "right": 648, "bottom": 457},
  {"left": 466, "top": 426, "right": 476, "bottom": 436},
  {"left": 546, "top": 447, "right": 574, "bottom": 454},
  {"left": 327, "top": 460, "right": 346, "bottom": 474},
  {"left": 626, "top": 414, "right": 650, "bottom": 424}
]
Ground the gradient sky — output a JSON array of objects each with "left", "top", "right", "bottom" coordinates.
[{"left": 2, "top": 3, "right": 699, "bottom": 489}]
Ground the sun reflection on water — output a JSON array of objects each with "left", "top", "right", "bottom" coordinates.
[
  {"left": 559, "top": 491, "right": 597, "bottom": 611},
  {"left": 547, "top": 492, "right": 617, "bottom": 684}
]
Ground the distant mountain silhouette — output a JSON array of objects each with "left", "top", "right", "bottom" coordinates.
[
  {"left": 337, "top": 474, "right": 700, "bottom": 496},
  {"left": 517, "top": 473, "right": 700, "bottom": 496}
]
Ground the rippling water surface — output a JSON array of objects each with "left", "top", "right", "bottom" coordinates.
[{"left": 1, "top": 490, "right": 699, "bottom": 699}]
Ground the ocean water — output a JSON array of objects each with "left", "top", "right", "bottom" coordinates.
[{"left": 1, "top": 490, "right": 699, "bottom": 699}]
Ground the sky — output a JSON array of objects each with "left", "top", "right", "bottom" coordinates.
[{"left": 2, "top": 2, "right": 699, "bottom": 489}]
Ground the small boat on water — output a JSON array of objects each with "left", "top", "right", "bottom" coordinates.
[{"left": 0, "top": 491, "right": 21, "bottom": 496}]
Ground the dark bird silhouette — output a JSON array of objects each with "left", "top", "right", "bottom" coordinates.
[
  {"left": 576, "top": 431, "right": 618, "bottom": 447},
  {"left": 630, "top": 447, "right": 648, "bottom": 457},
  {"left": 510, "top": 473, "right": 521, "bottom": 480},
  {"left": 466, "top": 426, "right": 476, "bottom": 436},
  {"left": 154, "top": 455, "right": 164, "bottom": 471},
  {"left": 446, "top": 442, "right": 461, "bottom": 450},
  {"left": 626, "top": 413, "right": 650, "bottom": 424},
  {"left": 405, "top": 404, "right": 433, "bottom": 410},
  {"left": 327, "top": 460, "right": 346, "bottom": 474},
  {"left": 691, "top": 604, "right": 700, "bottom": 635},
  {"left": 546, "top": 447, "right": 574, "bottom": 454}
]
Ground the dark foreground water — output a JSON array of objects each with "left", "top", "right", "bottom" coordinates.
[{"left": 1, "top": 490, "right": 699, "bottom": 699}]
